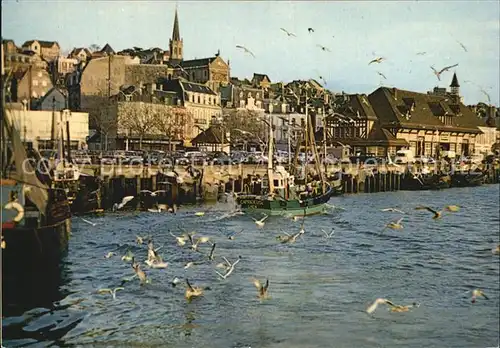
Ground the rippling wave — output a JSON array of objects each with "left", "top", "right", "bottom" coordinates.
[{"left": 2, "top": 186, "right": 499, "bottom": 347}]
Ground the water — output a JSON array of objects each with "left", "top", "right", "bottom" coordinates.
[{"left": 2, "top": 186, "right": 499, "bottom": 348}]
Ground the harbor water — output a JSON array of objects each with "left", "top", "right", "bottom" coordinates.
[{"left": 2, "top": 186, "right": 499, "bottom": 348}]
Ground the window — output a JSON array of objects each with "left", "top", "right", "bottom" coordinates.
[
  {"left": 33, "top": 80, "right": 38, "bottom": 86},
  {"left": 34, "top": 46, "right": 38, "bottom": 50},
  {"left": 42, "top": 80, "right": 47, "bottom": 87},
  {"left": 198, "top": 95, "right": 201, "bottom": 103},
  {"left": 37, "top": 72, "right": 42, "bottom": 78},
  {"left": 256, "top": 93, "right": 260, "bottom": 99}
]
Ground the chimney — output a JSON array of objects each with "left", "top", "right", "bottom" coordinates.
[{"left": 392, "top": 87, "right": 397, "bottom": 100}]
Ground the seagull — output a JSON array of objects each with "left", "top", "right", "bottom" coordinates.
[
  {"left": 145, "top": 259, "right": 168, "bottom": 269},
  {"left": 227, "top": 229, "right": 244, "bottom": 240},
  {"left": 321, "top": 228, "right": 335, "bottom": 238},
  {"left": 480, "top": 89, "right": 492, "bottom": 104},
  {"left": 185, "top": 279, "right": 203, "bottom": 300},
  {"left": 308, "top": 27, "right": 314, "bottom": 33},
  {"left": 170, "top": 231, "right": 190, "bottom": 246},
  {"left": 140, "top": 190, "right": 166, "bottom": 197},
  {"left": 366, "top": 298, "right": 419, "bottom": 314},
  {"left": 316, "top": 44, "right": 331, "bottom": 52},
  {"left": 252, "top": 278, "right": 270, "bottom": 299},
  {"left": 471, "top": 289, "right": 488, "bottom": 303},
  {"left": 368, "top": 57, "right": 385, "bottom": 65},
  {"left": 415, "top": 206, "right": 441, "bottom": 219},
  {"left": 104, "top": 252, "right": 116, "bottom": 259},
  {"left": 252, "top": 214, "right": 269, "bottom": 228},
  {"left": 280, "top": 28, "right": 296, "bottom": 37},
  {"left": 233, "top": 128, "right": 254, "bottom": 136},
  {"left": 136, "top": 235, "right": 145, "bottom": 245},
  {"left": 377, "top": 71, "right": 387, "bottom": 80},
  {"left": 318, "top": 75, "right": 327, "bottom": 86},
  {"left": 457, "top": 40, "right": 467, "bottom": 52},
  {"left": 384, "top": 217, "right": 404, "bottom": 230},
  {"left": 78, "top": 216, "right": 96, "bottom": 226},
  {"left": 492, "top": 244, "right": 500, "bottom": 255},
  {"left": 171, "top": 277, "right": 181, "bottom": 287},
  {"left": 416, "top": 51, "right": 427, "bottom": 55},
  {"left": 236, "top": 45, "right": 255, "bottom": 58},
  {"left": 194, "top": 211, "right": 205, "bottom": 217},
  {"left": 188, "top": 233, "right": 210, "bottom": 252},
  {"left": 430, "top": 64, "right": 459, "bottom": 81},
  {"left": 215, "top": 256, "right": 241, "bottom": 280},
  {"left": 208, "top": 243, "right": 216, "bottom": 261},
  {"left": 112, "top": 196, "right": 134, "bottom": 211},
  {"left": 97, "top": 287, "right": 124, "bottom": 300},
  {"left": 445, "top": 205, "right": 460, "bottom": 212},
  {"left": 381, "top": 208, "right": 406, "bottom": 214},
  {"left": 121, "top": 250, "right": 134, "bottom": 262},
  {"left": 132, "top": 260, "right": 149, "bottom": 285},
  {"left": 184, "top": 261, "right": 204, "bottom": 269},
  {"left": 278, "top": 229, "right": 305, "bottom": 244}
]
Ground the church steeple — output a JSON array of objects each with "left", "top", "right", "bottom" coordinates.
[
  {"left": 450, "top": 72, "right": 460, "bottom": 96},
  {"left": 169, "top": 7, "right": 183, "bottom": 62}
]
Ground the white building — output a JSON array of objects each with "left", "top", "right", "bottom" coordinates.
[
  {"left": 475, "top": 126, "right": 497, "bottom": 156},
  {"left": 5, "top": 102, "right": 89, "bottom": 150}
]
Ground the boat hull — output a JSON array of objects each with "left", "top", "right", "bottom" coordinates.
[{"left": 237, "top": 185, "right": 334, "bottom": 217}]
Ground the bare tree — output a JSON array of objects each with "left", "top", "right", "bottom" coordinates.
[
  {"left": 118, "top": 102, "right": 159, "bottom": 150},
  {"left": 88, "top": 104, "right": 117, "bottom": 151},
  {"left": 89, "top": 44, "right": 101, "bottom": 53},
  {"left": 153, "top": 106, "right": 193, "bottom": 151},
  {"left": 223, "top": 108, "right": 267, "bottom": 147}
]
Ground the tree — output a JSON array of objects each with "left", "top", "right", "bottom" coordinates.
[
  {"left": 222, "top": 108, "right": 267, "bottom": 147},
  {"left": 153, "top": 106, "right": 193, "bottom": 151},
  {"left": 89, "top": 104, "right": 117, "bottom": 151},
  {"left": 118, "top": 102, "right": 159, "bottom": 150},
  {"left": 89, "top": 44, "right": 101, "bottom": 53}
]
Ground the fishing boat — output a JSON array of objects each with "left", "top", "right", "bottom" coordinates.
[
  {"left": 236, "top": 103, "right": 334, "bottom": 217},
  {"left": 1, "top": 99, "right": 72, "bottom": 277}
]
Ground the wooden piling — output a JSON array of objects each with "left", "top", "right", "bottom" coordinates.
[{"left": 135, "top": 175, "right": 141, "bottom": 209}]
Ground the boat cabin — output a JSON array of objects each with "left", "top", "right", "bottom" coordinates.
[{"left": 261, "top": 165, "right": 295, "bottom": 200}]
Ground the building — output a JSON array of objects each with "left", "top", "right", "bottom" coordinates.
[
  {"left": 251, "top": 73, "right": 271, "bottom": 89},
  {"left": 56, "top": 56, "right": 79, "bottom": 75},
  {"left": 5, "top": 102, "right": 89, "bottom": 150},
  {"left": 2, "top": 39, "right": 48, "bottom": 72},
  {"left": 32, "top": 87, "right": 67, "bottom": 111},
  {"left": 21, "top": 40, "right": 60, "bottom": 62},
  {"left": 220, "top": 78, "right": 264, "bottom": 110},
  {"left": 367, "top": 73, "right": 486, "bottom": 158},
  {"left": 9, "top": 66, "right": 53, "bottom": 103},
  {"left": 157, "top": 77, "right": 222, "bottom": 142},
  {"left": 68, "top": 47, "right": 92, "bottom": 63},
  {"left": 180, "top": 55, "right": 230, "bottom": 92}
]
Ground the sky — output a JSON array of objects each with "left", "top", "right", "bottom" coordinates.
[{"left": 2, "top": 0, "right": 499, "bottom": 106}]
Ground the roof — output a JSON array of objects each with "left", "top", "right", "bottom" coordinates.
[
  {"left": 450, "top": 72, "right": 460, "bottom": 88},
  {"left": 368, "top": 87, "right": 485, "bottom": 133},
  {"left": 70, "top": 47, "right": 92, "bottom": 56},
  {"left": 191, "top": 125, "right": 229, "bottom": 144},
  {"left": 2, "top": 39, "right": 15, "bottom": 45},
  {"left": 180, "top": 57, "right": 217, "bottom": 68},
  {"left": 100, "top": 43, "right": 115, "bottom": 55},
  {"left": 181, "top": 80, "right": 217, "bottom": 95},
  {"left": 36, "top": 87, "right": 66, "bottom": 105},
  {"left": 22, "top": 40, "right": 59, "bottom": 48},
  {"left": 252, "top": 73, "right": 271, "bottom": 84},
  {"left": 172, "top": 9, "right": 181, "bottom": 41}
]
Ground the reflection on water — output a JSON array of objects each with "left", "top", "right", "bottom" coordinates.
[{"left": 2, "top": 186, "right": 499, "bottom": 347}]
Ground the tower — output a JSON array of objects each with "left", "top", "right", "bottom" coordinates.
[
  {"left": 169, "top": 8, "right": 183, "bottom": 62},
  {"left": 450, "top": 72, "right": 460, "bottom": 96}
]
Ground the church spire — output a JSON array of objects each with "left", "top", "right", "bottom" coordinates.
[
  {"left": 169, "top": 6, "right": 183, "bottom": 62},
  {"left": 172, "top": 7, "right": 180, "bottom": 41}
]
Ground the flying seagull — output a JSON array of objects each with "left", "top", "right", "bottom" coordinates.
[
  {"left": 280, "top": 28, "right": 296, "bottom": 37},
  {"left": 480, "top": 89, "right": 491, "bottom": 104},
  {"left": 430, "top": 64, "right": 459, "bottom": 81},
  {"left": 236, "top": 45, "right": 255, "bottom": 58},
  {"left": 415, "top": 206, "right": 442, "bottom": 219},
  {"left": 112, "top": 196, "right": 134, "bottom": 211},
  {"left": 457, "top": 40, "right": 468, "bottom": 52},
  {"left": 367, "top": 298, "right": 419, "bottom": 314},
  {"left": 252, "top": 278, "right": 270, "bottom": 299},
  {"left": 318, "top": 75, "right": 327, "bottom": 86},
  {"left": 369, "top": 57, "right": 385, "bottom": 65},
  {"left": 97, "top": 287, "right": 124, "bottom": 300},
  {"left": 252, "top": 214, "right": 269, "bottom": 228},
  {"left": 140, "top": 190, "right": 166, "bottom": 197},
  {"left": 416, "top": 51, "right": 427, "bottom": 55},
  {"left": 471, "top": 289, "right": 488, "bottom": 303},
  {"left": 316, "top": 44, "right": 331, "bottom": 52},
  {"left": 308, "top": 27, "right": 314, "bottom": 33},
  {"left": 377, "top": 71, "right": 387, "bottom": 80}
]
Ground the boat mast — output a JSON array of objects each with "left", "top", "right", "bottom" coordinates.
[
  {"left": 304, "top": 88, "right": 308, "bottom": 182},
  {"left": 267, "top": 113, "right": 274, "bottom": 195}
]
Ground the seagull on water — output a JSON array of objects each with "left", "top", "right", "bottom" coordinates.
[
  {"left": 236, "top": 45, "right": 256, "bottom": 58},
  {"left": 471, "top": 289, "right": 488, "bottom": 303},
  {"left": 252, "top": 278, "right": 270, "bottom": 299},
  {"left": 280, "top": 28, "right": 296, "bottom": 37},
  {"left": 384, "top": 217, "right": 404, "bottom": 230},
  {"left": 227, "top": 229, "right": 244, "bottom": 240},
  {"left": 321, "top": 228, "right": 335, "bottom": 238},
  {"left": 215, "top": 256, "right": 241, "bottom": 280},
  {"left": 97, "top": 287, "right": 124, "bottom": 300},
  {"left": 104, "top": 252, "right": 116, "bottom": 259},
  {"left": 381, "top": 208, "right": 406, "bottom": 214},
  {"left": 170, "top": 231, "right": 190, "bottom": 246},
  {"left": 112, "top": 196, "right": 134, "bottom": 211},
  {"left": 185, "top": 279, "right": 203, "bottom": 300},
  {"left": 366, "top": 298, "right": 419, "bottom": 314},
  {"left": 252, "top": 214, "right": 269, "bottom": 228},
  {"left": 121, "top": 250, "right": 134, "bottom": 262}
]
